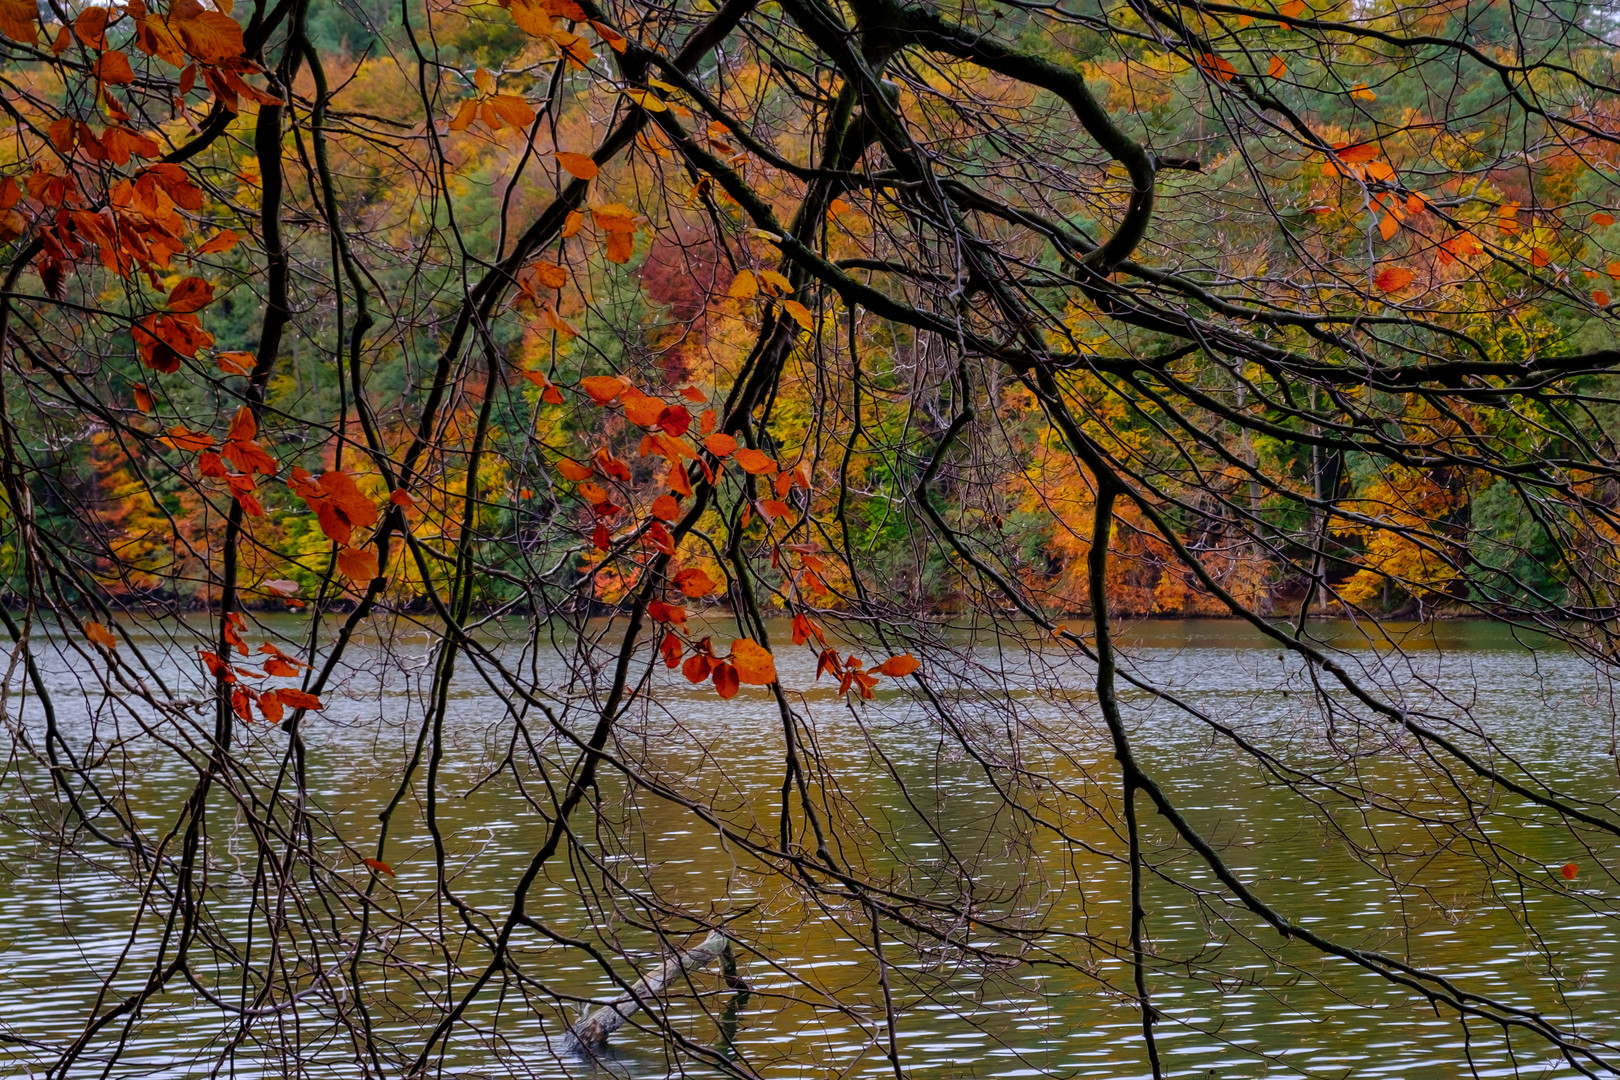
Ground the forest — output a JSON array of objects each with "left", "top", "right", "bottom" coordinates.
[{"left": 3, "top": 0, "right": 1620, "bottom": 1073}]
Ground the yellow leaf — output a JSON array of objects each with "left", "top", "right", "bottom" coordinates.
[
  {"left": 624, "top": 88, "right": 667, "bottom": 112},
  {"left": 728, "top": 269, "right": 758, "bottom": 299},
  {"left": 730, "top": 638, "right": 777, "bottom": 685},
  {"left": 474, "top": 67, "right": 495, "bottom": 95},
  {"left": 1350, "top": 83, "right": 1376, "bottom": 100},
  {"left": 758, "top": 269, "right": 793, "bottom": 295}
]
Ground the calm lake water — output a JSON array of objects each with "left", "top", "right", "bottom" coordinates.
[{"left": 0, "top": 617, "right": 1616, "bottom": 1078}]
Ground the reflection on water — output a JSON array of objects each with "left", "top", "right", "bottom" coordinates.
[{"left": 0, "top": 617, "right": 1614, "bottom": 1078}]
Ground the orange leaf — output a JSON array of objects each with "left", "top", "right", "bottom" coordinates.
[
  {"left": 779, "top": 299, "right": 815, "bottom": 331},
  {"left": 1593, "top": 212, "right": 1617, "bottom": 227},
  {"left": 1332, "top": 141, "right": 1378, "bottom": 165},
  {"left": 85, "top": 621, "right": 118, "bottom": 650},
  {"left": 682, "top": 652, "right": 713, "bottom": 684},
  {"left": 1197, "top": 53, "right": 1238, "bottom": 81},
  {"left": 162, "top": 424, "right": 215, "bottom": 452},
  {"left": 556, "top": 152, "right": 598, "bottom": 179},
  {"left": 1373, "top": 266, "right": 1414, "bottom": 292},
  {"left": 277, "top": 688, "right": 323, "bottom": 711},
  {"left": 1349, "top": 83, "right": 1376, "bottom": 100},
  {"left": 533, "top": 261, "right": 567, "bottom": 289},
  {"left": 704, "top": 433, "right": 738, "bottom": 457},
  {"left": 1278, "top": 0, "right": 1306, "bottom": 13},
  {"left": 1267, "top": 55, "right": 1286, "bottom": 78},
  {"left": 648, "top": 599, "right": 686, "bottom": 624},
  {"left": 579, "top": 375, "right": 629, "bottom": 404},
  {"left": 167, "top": 275, "right": 214, "bottom": 313},
  {"left": 1562, "top": 862, "right": 1579, "bottom": 880},
  {"left": 489, "top": 94, "right": 536, "bottom": 130},
  {"left": 589, "top": 18, "right": 626, "bottom": 50},
  {"left": 1596, "top": 290, "right": 1611, "bottom": 306},
  {"left": 872, "top": 653, "right": 919, "bottom": 677},
  {"left": 711, "top": 661, "right": 740, "bottom": 699},
  {"left": 734, "top": 447, "right": 777, "bottom": 474},
  {"left": 730, "top": 638, "right": 777, "bottom": 685},
  {"left": 556, "top": 458, "right": 594, "bottom": 481},
  {"left": 1377, "top": 213, "right": 1399, "bottom": 241},
  {"left": 1529, "top": 247, "right": 1551, "bottom": 268},
  {"left": 449, "top": 99, "right": 477, "bottom": 132},
  {"left": 673, "top": 567, "right": 717, "bottom": 597},
  {"left": 604, "top": 229, "right": 634, "bottom": 264},
  {"left": 198, "top": 229, "right": 240, "bottom": 254},
  {"left": 760, "top": 498, "right": 794, "bottom": 519},
  {"left": 132, "top": 383, "right": 153, "bottom": 412},
  {"left": 729, "top": 269, "right": 758, "bottom": 300},
  {"left": 390, "top": 488, "right": 416, "bottom": 510},
  {"left": 337, "top": 546, "right": 379, "bottom": 581},
  {"left": 95, "top": 50, "right": 136, "bottom": 85},
  {"left": 651, "top": 493, "right": 680, "bottom": 521},
  {"left": 363, "top": 857, "right": 395, "bottom": 877},
  {"left": 623, "top": 392, "right": 667, "bottom": 427},
  {"left": 218, "top": 350, "right": 256, "bottom": 375}
]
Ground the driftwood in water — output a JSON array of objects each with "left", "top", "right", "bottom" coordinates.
[{"left": 567, "top": 929, "right": 742, "bottom": 1051}]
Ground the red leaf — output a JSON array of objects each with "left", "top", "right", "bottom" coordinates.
[
  {"left": 363, "top": 857, "right": 395, "bottom": 877},
  {"left": 1562, "top": 862, "right": 1579, "bottom": 880},
  {"left": 1373, "top": 266, "right": 1414, "bottom": 292},
  {"left": 647, "top": 600, "right": 686, "bottom": 624},
  {"left": 682, "top": 653, "right": 713, "bottom": 683},
  {"left": 659, "top": 630, "right": 683, "bottom": 668},
  {"left": 711, "top": 662, "right": 740, "bottom": 699}
]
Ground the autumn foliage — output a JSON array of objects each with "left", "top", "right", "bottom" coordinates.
[{"left": 3, "top": 0, "right": 1620, "bottom": 1071}]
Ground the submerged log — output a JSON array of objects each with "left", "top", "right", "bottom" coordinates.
[{"left": 567, "top": 929, "right": 738, "bottom": 1051}]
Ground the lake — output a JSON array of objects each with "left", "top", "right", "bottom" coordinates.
[{"left": 0, "top": 616, "right": 1615, "bottom": 1078}]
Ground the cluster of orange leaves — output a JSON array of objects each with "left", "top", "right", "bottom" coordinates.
[
  {"left": 85, "top": 608, "right": 325, "bottom": 724},
  {"left": 202, "top": 623, "right": 323, "bottom": 724},
  {"left": 558, "top": 371, "right": 912, "bottom": 698},
  {"left": 1320, "top": 141, "right": 1617, "bottom": 303},
  {"left": 0, "top": 0, "right": 277, "bottom": 290}
]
